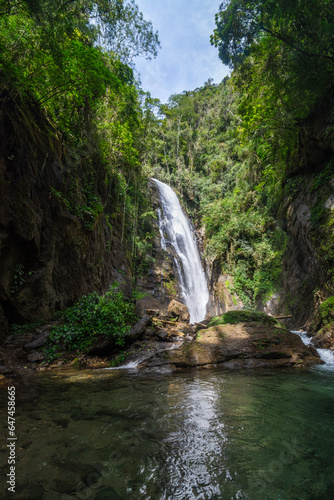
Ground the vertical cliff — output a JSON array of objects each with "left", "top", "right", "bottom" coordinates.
[
  {"left": 0, "top": 93, "right": 132, "bottom": 337},
  {"left": 278, "top": 94, "right": 334, "bottom": 327}
]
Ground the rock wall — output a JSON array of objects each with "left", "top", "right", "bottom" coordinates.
[
  {"left": 0, "top": 94, "right": 131, "bottom": 337},
  {"left": 205, "top": 257, "right": 243, "bottom": 317},
  {"left": 278, "top": 92, "right": 334, "bottom": 327}
]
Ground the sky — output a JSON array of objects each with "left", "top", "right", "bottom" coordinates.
[{"left": 134, "top": 0, "right": 230, "bottom": 104}]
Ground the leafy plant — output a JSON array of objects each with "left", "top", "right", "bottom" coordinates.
[
  {"left": 318, "top": 297, "right": 334, "bottom": 326},
  {"left": 109, "top": 351, "right": 128, "bottom": 367},
  {"left": 44, "top": 282, "right": 137, "bottom": 360},
  {"left": 10, "top": 319, "right": 45, "bottom": 335}
]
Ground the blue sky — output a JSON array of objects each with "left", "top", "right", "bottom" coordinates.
[{"left": 134, "top": 0, "right": 230, "bottom": 103}]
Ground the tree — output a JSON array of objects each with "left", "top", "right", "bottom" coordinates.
[
  {"left": 211, "top": 0, "right": 334, "bottom": 68},
  {"left": 0, "top": 0, "right": 160, "bottom": 134},
  {"left": 0, "top": 0, "right": 160, "bottom": 64}
]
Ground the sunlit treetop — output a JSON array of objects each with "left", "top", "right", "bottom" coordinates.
[{"left": 211, "top": 0, "right": 334, "bottom": 68}]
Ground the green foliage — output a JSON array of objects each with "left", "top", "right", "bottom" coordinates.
[
  {"left": 45, "top": 282, "right": 137, "bottom": 359},
  {"left": 212, "top": 0, "right": 334, "bottom": 197},
  {"left": 0, "top": 0, "right": 162, "bottom": 284},
  {"left": 211, "top": 0, "right": 334, "bottom": 69},
  {"left": 208, "top": 310, "right": 279, "bottom": 327},
  {"left": 51, "top": 185, "right": 104, "bottom": 231},
  {"left": 311, "top": 159, "right": 334, "bottom": 193},
  {"left": 318, "top": 297, "right": 334, "bottom": 326},
  {"left": 204, "top": 192, "right": 285, "bottom": 308},
  {"left": 142, "top": 78, "right": 287, "bottom": 308},
  {"left": 10, "top": 319, "right": 45, "bottom": 335},
  {"left": 109, "top": 350, "right": 128, "bottom": 367}
]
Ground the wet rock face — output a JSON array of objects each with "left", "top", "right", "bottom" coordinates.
[
  {"left": 139, "top": 314, "right": 322, "bottom": 371},
  {"left": 135, "top": 180, "right": 182, "bottom": 315},
  {"left": 205, "top": 263, "right": 243, "bottom": 317},
  {"left": 312, "top": 324, "right": 334, "bottom": 350},
  {"left": 278, "top": 95, "right": 334, "bottom": 327},
  {"left": 278, "top": 175, "right": 334, "bottom": 328},
  {"left": 278, "top": 178, "right": 323, "bottom": 326},
  {"left": 0, "top": 95, "right": 131, "bottom": 334}
]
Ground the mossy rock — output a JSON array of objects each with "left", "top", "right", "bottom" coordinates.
[{"left": 208, "top": 310, "right": 279, "bottom": 328}]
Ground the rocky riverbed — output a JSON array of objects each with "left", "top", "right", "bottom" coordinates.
[{"left": 0, "top": 308, "right": 323, "bottom": 381}]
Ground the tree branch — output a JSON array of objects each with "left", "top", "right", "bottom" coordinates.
[{"left": 261, "top": 24, "right": 334, "bottom": 63}]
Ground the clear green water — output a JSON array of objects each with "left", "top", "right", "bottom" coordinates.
[{"left": 1, "top": 366, "right": 334, "bottom": 500}]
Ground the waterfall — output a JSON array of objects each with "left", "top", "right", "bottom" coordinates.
[{"left": 153, "top": 178, "right": 209, "bottom": 323}]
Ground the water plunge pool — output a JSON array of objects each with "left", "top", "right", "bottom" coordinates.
[{"left": 1, "top": 365, "right": 334, "bottom": 500}]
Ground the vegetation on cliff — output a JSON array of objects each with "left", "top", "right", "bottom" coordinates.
[
  {"left": 0, "top": 0, "right": 160, "bottom": 249},
  {"left": 143, "top": 78, "right": 286, "bottom": 308},
  {"left": 0, "top": 0, "right": 161, "bottom": 332},
  {"left": 143, "top": 0, "right": 334, "bottom": 314}
]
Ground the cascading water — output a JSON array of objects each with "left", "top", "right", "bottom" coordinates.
[
  {"left": 293, "top": 330, "right": 334, "bottom": 371},
  {"left": 152, "top": 178, "right": 209, "bottom": 323}
]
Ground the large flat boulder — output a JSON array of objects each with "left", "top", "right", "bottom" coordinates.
[{"left": 139, "top": 311, "right": 323, "bottom": 371}]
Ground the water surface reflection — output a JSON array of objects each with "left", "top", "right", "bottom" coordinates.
[{"left": 0, "top": 368, "right": 333, "bottom": 499}]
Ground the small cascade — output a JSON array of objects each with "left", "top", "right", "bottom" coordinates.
[
  {"left": 293, "top": 330, "right": 334, "bottom": 371},
  {"left": 152, "top": 178, "right": 209, "bottom": 323}
]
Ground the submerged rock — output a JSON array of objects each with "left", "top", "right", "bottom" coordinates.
[{"left": 138, "top": 311, "right": 323, "bottom": 371}]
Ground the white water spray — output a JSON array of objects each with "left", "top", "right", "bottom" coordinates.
[
  {"left": 293, "top": 330, "right": 334, "bottom": 371},
  {"left": 153, "top": 178, "right": 209, "bottom": 323}
]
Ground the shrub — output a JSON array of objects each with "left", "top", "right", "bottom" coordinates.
[
  {"left": 45, "top": 282, "right": 137, "bottom": 358},
  {"left": 318, "top": 296, "right": 334, "bottom": 326}
]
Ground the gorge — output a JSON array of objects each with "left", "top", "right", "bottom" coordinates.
[{"left": 1, "top": 0, "right": 334, "bottom": 498}]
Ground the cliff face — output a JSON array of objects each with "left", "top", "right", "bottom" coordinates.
[
  {"left": 0, "top": 94, "right": 131, "bottom": 337},
  {"left": 278, "top": 93, "right": 334, "bottom": 327}
]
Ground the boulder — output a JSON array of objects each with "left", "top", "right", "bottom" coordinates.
[
  {"left": 87, "top": 315, "right": 152, "bottom": 356},
  {"left": 24, "top": 331, "right": 49, "bottom": 350},
  {"left": 139, "top": 311, "right": 323, "bottom": 371},
  {"left": 157, "top": 329, "right": 169, "bottom": 340},
  {"left": 312, "top": 323, "right": 334, "bottom": 350},
  {"left": 27, "top": 350, "right": 44, "bottom": 362},
  {"left": 167, "top": 300, "right": 190, "bottom": 322}
]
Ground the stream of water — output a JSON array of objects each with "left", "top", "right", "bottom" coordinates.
[{"left": 152, "top": 178, "right": 209, "bottom": 323}]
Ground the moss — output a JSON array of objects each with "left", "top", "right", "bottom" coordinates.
[
  {"left": 310, "top": 158, "right": 334, "bottom": 193},
  {"left": 310, "top": 198, "right": 326, "bottom": 226},
  {"left": 208, "top": 310, "right": 278, "bottom": 327},
  {"left": 71, "top": 358, "right": 80, "bottom": 368},
  {"left": 164, "top": 279, "right": 178, "bottom": 295}
]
